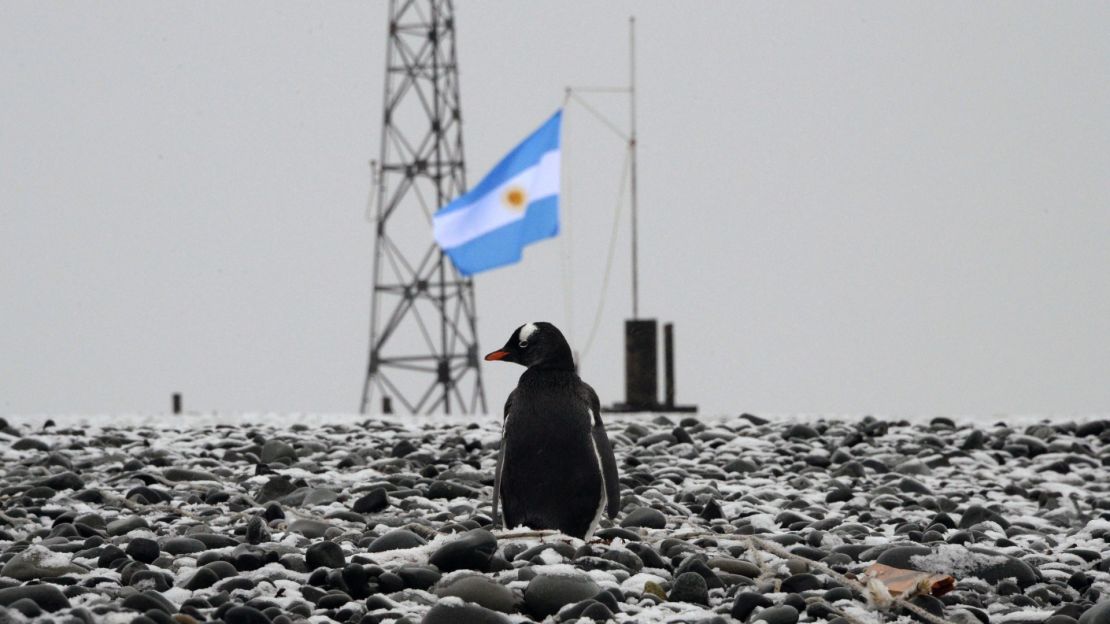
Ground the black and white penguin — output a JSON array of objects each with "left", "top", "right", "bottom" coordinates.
[{"left": 485, "top": 322, "right": 620, "bottom": 539}]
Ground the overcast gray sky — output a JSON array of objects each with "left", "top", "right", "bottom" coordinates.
[{"left": 2, "top": 2, "right": 1108, "bottom": 417}]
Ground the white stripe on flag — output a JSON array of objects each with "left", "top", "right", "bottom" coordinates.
[{"left": 433, "top": 150, "right": 560, "bottom": 249}]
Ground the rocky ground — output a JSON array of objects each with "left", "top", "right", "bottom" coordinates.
[{"left": 1, "top": 413, "right": 1109, "bottom": 624}]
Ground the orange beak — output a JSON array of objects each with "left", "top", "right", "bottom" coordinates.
[{"left": 484, "top": 350, "right": 510, "bottom": 361}]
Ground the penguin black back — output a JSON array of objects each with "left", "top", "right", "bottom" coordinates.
[{"left": 486, "top": 322, "right": 620, "bottom": 539}]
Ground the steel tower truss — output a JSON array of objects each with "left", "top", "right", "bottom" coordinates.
[{"left": 361, "top": 0, "right": 485, "bottom": 414}]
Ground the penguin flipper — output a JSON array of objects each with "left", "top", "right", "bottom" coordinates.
[
  {"left": 582, "top": 383, "right": 621, "bottom": 519},
  {"left": 492, "top": 390, "right": 514, "bottom": 528}
]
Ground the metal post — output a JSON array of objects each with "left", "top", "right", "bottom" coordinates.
[{"left": 664, "top": 323, "right": 675, "bottom": 408}]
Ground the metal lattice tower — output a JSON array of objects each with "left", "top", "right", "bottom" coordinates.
[{"left": 360, "top": 0, "right": 485, "bottom": 415}]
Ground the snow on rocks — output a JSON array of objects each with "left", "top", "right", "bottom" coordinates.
[{"left": 0, "top": 413, "right": 1107, "bottom": 623}]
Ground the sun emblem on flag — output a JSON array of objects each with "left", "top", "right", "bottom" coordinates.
[{"left": 502, "top": 186, "right": 527, "bottom": 212}]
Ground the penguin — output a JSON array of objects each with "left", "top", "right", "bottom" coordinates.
[{"left": 485, "top": 322, "right": 620, "bottom": 539}]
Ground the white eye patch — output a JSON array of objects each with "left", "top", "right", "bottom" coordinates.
[{"left": 519, "top": 322, "right": 539, "bottom": 342}]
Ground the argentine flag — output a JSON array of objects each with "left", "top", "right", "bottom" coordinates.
[{"left": 433, "top": 110, "right": 561, "bottom": 276}]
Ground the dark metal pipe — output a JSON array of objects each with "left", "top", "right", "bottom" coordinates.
[
  {"left": 625, "top": 319, "right": 657, "bottom": 409},
  {"left": 664, "top": 323, "right": 675, "bottom": 408}
]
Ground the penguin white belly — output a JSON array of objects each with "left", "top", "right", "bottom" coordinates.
[{"left": 585, "top": 432, "right": 608, "bottom": 539}]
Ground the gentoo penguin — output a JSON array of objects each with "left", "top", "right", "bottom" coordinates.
[{"left": 485, "top": 322, "right": 620, "bottom": 539}]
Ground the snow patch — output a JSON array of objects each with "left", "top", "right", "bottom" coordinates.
[
  {"left": 909, "top": 545, "right": 1008, "bottom": 577},
  {"left": 621, "top": 572, "right": 668, "bottom": 594}
]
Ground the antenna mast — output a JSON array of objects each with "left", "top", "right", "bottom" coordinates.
[{"left": 629, "top": 16, "right": 640, "bottom": 320}]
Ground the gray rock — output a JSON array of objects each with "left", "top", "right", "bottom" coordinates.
[
  {"left": 224, "top": 605, "right": 272, "bottom": 624},
  {"left": 784, "top": 424, "right": 819, "bottom": 439},
  {"left": 7, "top": 598, "right": 43, "bottom": 618},
  {"left": 0, "top": 545, "right": 89, "bottom": 580},
  {"left": 1080, "top": 600, "right": 1110, "bottom": 624},
  {"left": 256, "top": 476, "right": 297, "bottom": 503},
  {"left": 731, "top": 592, "right": 773, "bottom": 620},
  {"left": 245, "top": 515, "right": 271, "bottom": 544},
  {"left": 129, "top": 569, "right": 173, "bottom": 592},
  {"left": 708, "top": 557, "right": 762, "bottom": 578},
  {"left": 302, "top": 488, "right": 340, "bottom": 506},
  {"left": 669, "top": 571, "right": 709, "bottom": 605},
  {"left": 261, "top": 439, "right": 297, "bottom": 463},
  {"left": 12, "top": 438, "right": 49, "bottom": 451},
  {"left": 959, "top": 504, "right": 1011, "bottom": 529},
  {"left": 37, "top": 471, "right": 84, "bottom": 490},
  {"left": 163, "top": 467, "right": 218, "bottom": 482},
  {"left": 288, "top": 519, "right": 332, "bottom": 539},
  {"left": 434, "top": 572, "right": 517, "bottom": 613},
  {"left": 620, "top": 506, "right": 667, "bottom": 529},
  {"left": 191, "top": 532, "right": 239, "bottom": 549},
  {"left": 894, "top": 459, "right": 933, "bottom": 476},
  {"left": 428, "top": 480, "right": 479, "bottom": 499},
  {"left": 877, "top": 544, "right": 1036, "bottom": 589},
  {"left": 120, "top": 590, "right": 175, "bottom": 614},
  {"left": 751, "top": 604, "right": 800, "bottom": 624},
  {"left": 0, "top": 584, "right": 70, "bottom": 612},
  {"left": 125, "top": 538, "right": 160, "bottom": 564},
  {"left": 367, "top": 529, "right": 427, "bottom": 553},
  {"left": 397, "top": 565, "right": 442, "bottom": 590},
  {"left": 182, "top": 566, "right": 221, "bottom": 590},
  {"left": 306, "top": 540, "right": 345, "bottom": 569},
  {"left": 429, "top": 528, "right": 497, "bottom": 572},
  {"left": 421, "top": 602, "right": 510, "bottom": 624},
  {"left": 524, "top": 572, "right": 601, "bottom": 618},
  {"left": 353, "top": 488, "right": 389, "bottom": 513},
  {"left": 161, "top": 537, "right": 206, "bottom": 555},
  {"left": 724, "top": 458, "right": 760, "bottom": 473},
  {"left": 107, "top": 517, "right": 150, "bottom": 537}
]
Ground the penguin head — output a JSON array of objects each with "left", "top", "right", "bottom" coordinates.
[{"left": 485, "top": 322, "right": 575, "bottom": 370}]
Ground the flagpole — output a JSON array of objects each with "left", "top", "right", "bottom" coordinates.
[{"left": 629, "top": 16, "right": 640, "bottom": 320}]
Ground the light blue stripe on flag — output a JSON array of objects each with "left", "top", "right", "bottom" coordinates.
[{"left": 433, "top": 110, "right": 562, "bottom": 276}]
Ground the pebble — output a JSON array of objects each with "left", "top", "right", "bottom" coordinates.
[
  {"left": 162, "top": 537, "right": 207, "bottom": 555},
  {"left": 0, "top": 414, "right": 1106, "bottom": 623},
  {"left": 163, "top": 468, "right": 217, "bottom": 482},
  {"left": 353, "top": 487, "right": 390, "bottom": 513},
  {"left": 107, "top": 516, "right": 150, "bottom": 536},
  {"left": 1080, "top": 600, "right": 1110, "bottom": 624},
  {"left": 434, "top": 572, "right": 517, "bottom": 613},
  {"left": 305, "top": 540, "right": 345, "bottom": 569},
  {"left": 620, "top": 506, "right": 667, "bottom": 529},
  {"left": 0, "top": 584, "right": 71, "bottom": 612},
  {"left": 121, "top": 590, "right": 175, "bottom": 614},
  {"left": 524, "top": 572, "right": 601, "bottom": 618},
  {"left": 368, "top": 529, "right": 427, "bottom": 553},
  {"left": 397, "top": 565, "right": 442, "bottom": 590},
  {"left": 669, "top": 571, "right": 709, "bottom": 605},
  {"left": 260, "top": 439, "right": 297, "bottom": 464},
  {"left": 224, "top": 605, "right": 273, "bottom": 624},
  {"left": 421, "top": 602, "right": 510, "bottom": 624},
  {"left": 751, "top": 604, "right": 801, "bottom": 624},
  {"left": 256, "top": 476, "right": 297, "bottom": 503},
  {"left": 0, "top": 545, "right": 88, "bottom": 580},
  {"left": 38, "top": 471, "right": 84, "bottom": 490},
  {"left": 428, "top": 529, "right": 497, "bottom": 572},
  {"left": 126, "top": 538, "right": 161, "bottom": 564},
  {"left": 288, "top": 518, "right": 331, "bottom": 538}
]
